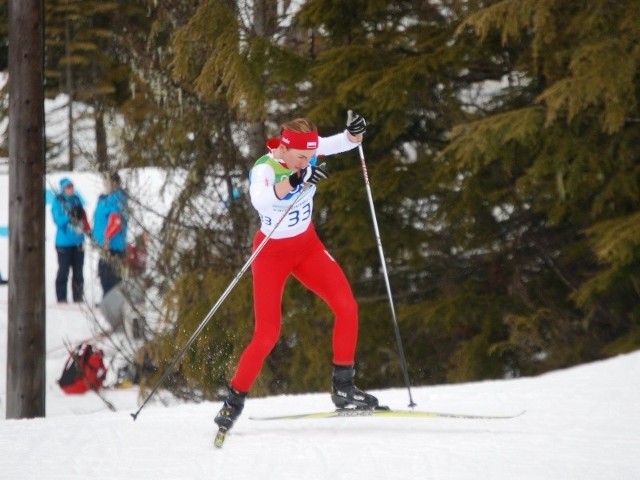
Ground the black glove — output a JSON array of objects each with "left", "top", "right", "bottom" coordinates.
[
  {"left": 289, "top": 163, "right": 329, "bottom": 188},
  {"left": 346, "top": 110, "right": 366, "bottom": 135}
]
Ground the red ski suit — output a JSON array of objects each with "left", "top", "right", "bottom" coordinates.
[
  {"left": 230, "top": 225, "right": 358, "bottom": 392},
  {"left": 230, "top": 131, "right": 360, "bottom": 393}
]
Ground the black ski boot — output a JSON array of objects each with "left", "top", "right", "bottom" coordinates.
[
  {"left": 215, "top": 386, "right": 246, "bottom": 430},
  {"left": 331, "top": 365, "right": 380, "bottom": 409}
]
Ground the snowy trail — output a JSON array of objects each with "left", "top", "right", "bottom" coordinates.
[
  {"left": 2, "top": 353, "right": 640, "bottom": 480},
  {"left": 2, "top": 287, "right": 639, "bottom": 480}
]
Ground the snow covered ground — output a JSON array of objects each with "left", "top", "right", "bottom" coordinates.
[
  {"left": 1, "top": 171, "right": 640, "bottom": 479},
  {"left": 1, "top": 296, "right": 639, "bottom": 480}
]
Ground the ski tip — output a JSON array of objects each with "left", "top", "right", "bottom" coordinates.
[{"left": 214, "top": 427, "right": 228, "bottom": 448}]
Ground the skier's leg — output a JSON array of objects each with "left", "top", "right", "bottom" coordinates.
[
  {"left": 292, "top": 233, "right": 379, "bottom": 409},
  {"left": 292, "top": 237, "right": 358, "bottom": 365},
  {"left": 216, "top": 233, "right": 293, "bottom": 430},
  {"left": 229, "top": 245, "right": 290, "bottom": 393}
]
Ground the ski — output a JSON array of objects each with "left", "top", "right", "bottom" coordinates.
[
  {"left": 214, "top": 427, "right": 228, "bottom": 448},
  {"left": 216, "top": 408, "right": 524, "bottom": 447},
  {"left": 250, "top": 408, "right": 525, "bottom": 421}
]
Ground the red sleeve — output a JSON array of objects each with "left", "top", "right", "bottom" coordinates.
[{"left": 105, "top": 213, "right": 123, "bottom": 240}]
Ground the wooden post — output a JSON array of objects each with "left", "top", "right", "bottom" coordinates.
[{"left": 6, "top": 0, "right": 46, "bottom": 419}]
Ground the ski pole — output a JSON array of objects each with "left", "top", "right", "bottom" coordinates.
[
  {"left": 356, "top": 142, "right": 416, "bottom": 408},
  {"left": 131, "top": 189, "right": 306, "bottom": 420}
]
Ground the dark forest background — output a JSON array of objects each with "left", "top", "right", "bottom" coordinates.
[{"left": 2, "top": 0, "right": 639, "bottom": 399}]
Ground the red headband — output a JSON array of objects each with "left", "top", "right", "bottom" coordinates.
[{"left": 280, "top": 129, "right": 319, "bottom": 150}]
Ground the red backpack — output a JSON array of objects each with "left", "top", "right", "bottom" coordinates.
[{"left": 58, "top": 343, "right": 107, "bottom": 394}]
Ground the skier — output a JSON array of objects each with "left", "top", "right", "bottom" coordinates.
[
  {"left": 51, "top": 177, "right": 91, "bottom": 303},
  {"left": 215, "top": 111, "right": 378, "bottom": 433}
]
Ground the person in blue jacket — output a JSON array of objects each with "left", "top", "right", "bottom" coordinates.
[
  {"left": 93, "top": 172, "right": 128, "bottom": 297},
  {"left": 52, "top": 177, "right": 91, "bottom": 303}
]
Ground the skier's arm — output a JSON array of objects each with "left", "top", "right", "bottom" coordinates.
[
  {"left": 250, "top": 162, "right": 328, "bottom": 207},
  {"left": 317, "top": 131, "right": 360, "bottom": 156},
  {"left": 249, "top": 164, "right": 280, "bottom": 210}
]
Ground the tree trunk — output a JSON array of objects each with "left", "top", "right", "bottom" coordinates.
[
  {"left": 95, "top": 106, "right": 108, "bottom": 172},
  {"left": 7, "top": 0, "right": 46, "bottom": 419},
  {"left": 65, "top": 16, "right": 74, "bottom": 171}
]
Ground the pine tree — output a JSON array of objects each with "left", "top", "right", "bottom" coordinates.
[
  {"left": 3, "top": 0, "right": 631, "bottom": 397},
  {"left": 290, "top": 0, "right": 521, "bottom": 385},
  {"left": 43, "top": 0, "right": 132, "bottom": 170},
  {"left": 439, "top": 0, "right": 640, "bottom": 374}
]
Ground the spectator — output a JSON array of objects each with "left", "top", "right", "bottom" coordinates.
[
  {"left": 51, "top": 177, "right": 90, "bottom": 303},
  {"left": 93, "top": 172, "right": 128, "bottom": 297}
]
